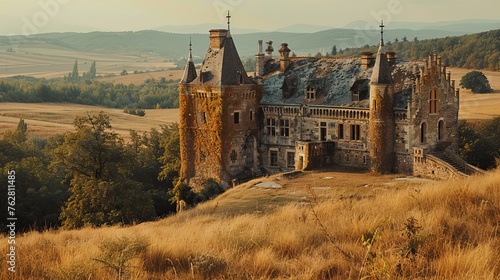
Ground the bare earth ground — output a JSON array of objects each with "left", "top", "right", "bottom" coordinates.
[
  {"left": 0, "top": 103, "right": 179, "bottom": 140},
  {"left": 203, "top": 167, "right": 432, "bottom": 216}
]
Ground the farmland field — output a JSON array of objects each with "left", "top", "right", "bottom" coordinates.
[{"left": 0, "top": 103, "right": 179, "bottom": 140}]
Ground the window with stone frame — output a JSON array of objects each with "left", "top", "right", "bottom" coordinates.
[
  {"left": 233, "top": 111, "right": 240, "bottom": 124},
  {"left": 280, "top": 119, "right": 290, "bottom": 137},
  {"left": 266, "top": 118, "right": 276, "bottom": 136},
  {"left": 429, "top": 88, "right": 439, "bottom": 114},
  {"left": 350, "top": 124, "right": 361, "bottom": 140},
  {"left": 270, "top": 150, "right": 278, "bottom": 167},
  {"left": 338, "top": 123, "right": 344, "bottom": 139},
  {"left": 305, "top": 86, "right": 316, "bottom": 100},
  {"left": 287, "top": 152, "right": 295, "bottom": 168},
  {"left": 230, "top": 150, "right": 237, "bottom": 164}
]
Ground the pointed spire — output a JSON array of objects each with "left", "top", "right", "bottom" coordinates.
[
  {"left": 180, "top": 39, "right": 197, "bottom": 84},
  {"left": 371, "top": 21, "right": 393, "bottom": 85},
  {"left": 188, "top": 37, "right": 193, "bottom": 62},
  {"left": 379, "top": 20, "right": 385, "bottom": 47},
  {"left": 226, "top": 11, "right": 231, "bottom": 32}
]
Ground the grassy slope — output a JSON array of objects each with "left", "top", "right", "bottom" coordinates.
[{"left": 1, "top": 168, "right": 499, "bottom": 279}]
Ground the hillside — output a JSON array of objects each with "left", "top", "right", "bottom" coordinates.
[
  {"left": 0, "top": 103, "right": 179, "bottom": 140},
  {"left": 338, "top": 29, "right": 500, "bottom": 71},
  {"left": 1, "top": 168, "right": 498, "bottom": 279},
  {"left": 0, "top": 28, "right": 467, "bottom": 60}
]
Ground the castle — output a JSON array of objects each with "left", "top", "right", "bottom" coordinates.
[{"left": 179, "top": 21, "right": 482, "bottom": 188}]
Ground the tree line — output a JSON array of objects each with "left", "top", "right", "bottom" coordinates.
[
  {"left": 0, "top": 76, "right": 179, "bottom": 109},
  {"left": 336, "top": 29, "right": 500, "bottom": 71},
  {"left": 0, "top": 114, "right": 220, "bottom": 231}
]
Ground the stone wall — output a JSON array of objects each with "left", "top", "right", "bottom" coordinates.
[{"left": 413, "top": 148, "right": 460, "bottom": 180}]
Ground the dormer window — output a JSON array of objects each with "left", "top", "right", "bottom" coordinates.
[{"left": 305, "top": 86, "right": 316, "bottom": 100}]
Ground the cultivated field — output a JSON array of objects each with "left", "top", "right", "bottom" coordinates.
[
  {"left": 1, "top": 168, "right": 498, "bottom": 279},
  {"left": 449, "top": 67, "right": 500, "bottom": 120},
  {"left": 0, "top": 103, "right": 179, "bottom": 140},
  {"left": 0, "top": 43, "right": 175, "bottom": 79}
]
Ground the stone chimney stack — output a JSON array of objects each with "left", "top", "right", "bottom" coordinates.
[
  {"left": 265, "top": 41, "right": 274, "bottom": 62},
  {"left": 255, "top": 40, "right": 265, "bottom": 77},
  {"left": 209, "top": 29, "right": 228, "bottom": 49},
  {"left": 361, "top": 52, "right": 374, "bottom": 69},
  {"left": 387, "top": 51, "right": 396, "bottom": 66},
  {"left": 279, "top": 43, "right": 291, "bottom": 72}
]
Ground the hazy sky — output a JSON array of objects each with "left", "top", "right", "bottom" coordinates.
[{"left": 1, "top": 0, "right": 499, "bottom": 35}]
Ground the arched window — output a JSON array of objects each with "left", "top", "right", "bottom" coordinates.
[
  {"left": 420, "top": 122, "right": 427, "bottom": 143},
  {"left": 438, "top": 120, "right": 445, "bottom": 141},
  {"left": 429, "top": 88, "right": 438, "bottom": 114}
]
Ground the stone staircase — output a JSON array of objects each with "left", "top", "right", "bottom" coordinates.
[{"left": 430, "top": 151, "right": 469, "bottom": 175}]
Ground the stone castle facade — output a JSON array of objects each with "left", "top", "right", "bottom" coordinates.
[{"left": 179, "top": 23, "right": 481, "bottom": 188}]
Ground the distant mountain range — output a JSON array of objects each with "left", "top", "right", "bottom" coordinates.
[{"left": 0, "top": 19, "right": 498, "bottom": 59}]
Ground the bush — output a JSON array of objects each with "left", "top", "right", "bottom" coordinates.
[
  {"left": 124, "top": 107, "right": 146, "bottom": 117},
  {"left": 460, "top": 71, "right": 493, "bottom": 93}
]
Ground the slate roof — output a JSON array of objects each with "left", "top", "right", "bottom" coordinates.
[
  {"left": 261, "top": 57, "right": 420, "bottom": 109},
  {"left": 189, "top": 32, "right": 254, "bottom": 86}
]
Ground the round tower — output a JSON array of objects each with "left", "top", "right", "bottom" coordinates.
[{"left": 369, "top": 21, "right": 395, "bottom": 173}]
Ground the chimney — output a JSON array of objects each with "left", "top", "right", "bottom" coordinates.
[
  {"left": 386, "top": 51, "right": 396, "bottom": 66},
  {"left": 255, "top": 40, "right": 265, "bottom": 77},
  {"left": 265, "top": 41, "right": 274, "bottom": 61},
  {"left": 209, "top": 29, "right": 228, "bottom": 49},
  {"left": 279, "top": 43, "right": 291, "bottom": 72},
  {"left": 360, "top": 52, "right": 374, "bottom": 69}
]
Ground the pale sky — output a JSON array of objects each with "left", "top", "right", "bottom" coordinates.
[{"left": 0, "top": 0, "right": 499, "bottom": 35}]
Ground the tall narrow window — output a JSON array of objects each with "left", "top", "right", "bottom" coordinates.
[
  {"left": 270, "top": 150, "right": 278, "bottom": 167},
  {"left": 429, "top": 89, "right": 439, "bottom": 114},
  {"left": 287, "top": 152, "right": 295, "bottom": 168},
  {"left": 233, "top": 112, "right": 240, "bottom": 124},
  {"left": 338, "top": 123, "right": 344, "bottom": 139},
  {"left": 438, "top": 120, "right": 445, "bottom": 141},
  {"left": 249, "top": 110, "right": 254, "bottom": 121},
  {"left": 280, "top": 119, "right": 290, "bottom": 137},
  {"left": 350, "top": 124, "right": 361, "bottom": 140},
  {"left": 420, "top": 122, "right": 427, "bottom": 143},
  {"left": 230, "top": 150, "right": 237, "bottom": 164},
  {"left": 320, "top": 122, "right": 327, "bottom": 141}
]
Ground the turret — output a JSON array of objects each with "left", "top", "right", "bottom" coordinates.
[
  {"left": 368, "top": 21, "right": 395, "bottom": 173},
  {"left": 180, "top": 39, "right": 197, "bottom": 84}
]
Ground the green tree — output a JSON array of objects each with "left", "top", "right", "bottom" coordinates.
[
  {"left": 459, "top": 120, "right": 496, "bottom": 169},
  {"left": 460, "top": 71, "right": 493, "bottom": 93},
  {"left": 331, "top": 45, "right": 337, "bottom": 56},
  {"left": 71, "top": 59, "right": 79, "bottom": 81},
  {"left": 53, "top": 112, "right": 155, "bottom": 228},
  {"left": 89, "top": 61, "right": 97, "bottom": 79}
]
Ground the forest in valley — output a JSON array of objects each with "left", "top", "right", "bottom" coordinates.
[{"left": 0, "top": 76, "right": 179, "bottom": 110}]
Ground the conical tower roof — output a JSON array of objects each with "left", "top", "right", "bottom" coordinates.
[
  {"left": 370, "top": 21, "right": 393, "bottom": 85},
  {"left": 180, "top": 39, "right": 197, "bottom": 84}
]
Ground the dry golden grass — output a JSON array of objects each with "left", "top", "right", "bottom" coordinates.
[
  {"left": 1, "top": 168, "right": 499, "bottom": 279},
  {"left": 0, "top": 103, "right": 179, "bottom": 140},
  {"left": 448, "top": 67, "right": 500, "bottom": 120}
]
